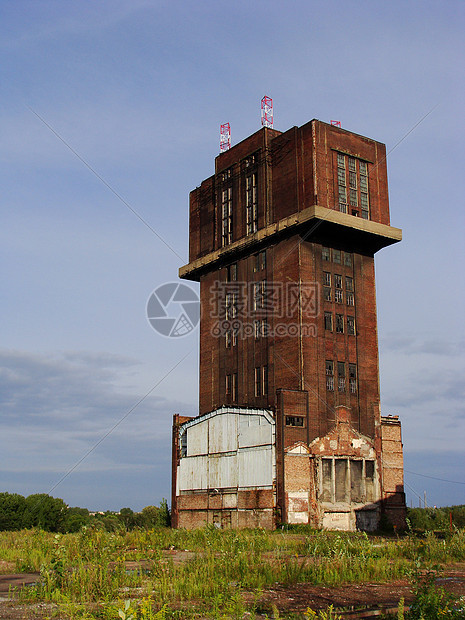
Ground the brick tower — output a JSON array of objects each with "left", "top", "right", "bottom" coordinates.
[{"left": 172, "top": 119, "right": 406, "bottom": 530}]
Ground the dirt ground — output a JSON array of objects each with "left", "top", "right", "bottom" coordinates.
[{"left": 0, "top": 560, "right": 464, "bottom": 619}]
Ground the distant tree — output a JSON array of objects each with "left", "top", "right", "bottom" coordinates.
[
  {"left": 0, "top": 492, "right": 27, "bottom": 531},
  {"left": 23, "top": 494, "right": 68, "bottom": 532},
  {"left": 118, "top": 507, "right": 135, "bottom": 529},
  {"left": 62, "top": 507, "right": 90, "bottom": 533}
]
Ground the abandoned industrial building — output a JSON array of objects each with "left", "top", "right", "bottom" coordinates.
[{"left": 172, "top": 113, "right": 406, "bottom": 531}]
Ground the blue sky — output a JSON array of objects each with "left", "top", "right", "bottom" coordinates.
[{"left": 1, "top": 0, "right": 464, "bottom": 511}]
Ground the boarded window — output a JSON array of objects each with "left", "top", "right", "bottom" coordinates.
[
  {"left": 365, "top": 460, "right": 375, "bottom": 502},
  {"left": 350, "top": 460, "right": 363, "bottom": 502},
  {"left": 321, "top": 459, "right": 332, "bottom": 502},
  {"left": 335, "top": 459, "right": 347, "bottom": 502}
]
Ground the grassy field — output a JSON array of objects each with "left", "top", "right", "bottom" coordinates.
[{"left": 1, "top": 526, "right": 464, "bottom": 619}]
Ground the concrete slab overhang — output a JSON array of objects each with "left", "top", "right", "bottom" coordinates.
[{"left": 179, "top": 205, "right": 402, "bottom": 282}]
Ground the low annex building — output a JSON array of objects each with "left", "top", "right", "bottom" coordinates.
[{"left": 172, "top": 116, "right": 407, "bottom": 530}]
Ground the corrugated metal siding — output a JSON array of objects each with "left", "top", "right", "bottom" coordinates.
[
  {"left": 187, "top": 420, "right": 208, "bottom": 456},
  {"left": 178, "top": 409, "right": 275, "bottom": 492},
  {"left": 209, "top": 413, "right": 237, "bottom": 453},
  {"left": 238, "top": 446, "right": 273, "bottom": 487}
]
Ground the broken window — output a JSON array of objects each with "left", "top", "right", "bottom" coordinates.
[
  {"left": 285, "top": 416, "right": 304, "bottom": 427},
  {"left": 322, "top": 247, "right": 331, "bottom": 261},
  {"left": 334, "top": 274, "right": 342, "bottom": 289},
  {"left": 336, "top": 153, "right": 370, "bottom": 220},
  {"left": 345, "top": 276, "right": 353, "bottom": 291},
  {"left": 346, "top": 291, "right": 355, "bottom": 306},
  {"left": 349, "top": 364, "right": 357, "bottom": 393},
  {"left": 335, "top": 289, "right": 343, "bottom": 303},
  {"left": 337, "top": 362, "right": 345, "bottom": 392},
  {"left": 180, "top": 431, "right": 187, "bottom": 457},
  {"left": 323, "top": 271, "right": 331, "bottom": 286},
  {"left": 326, "top": 360, "right": 334, "bottom": 391},
  {"left": 344, "top": 252, "right": 353, "bottom": 267},
  {"left": 324, "top": 287, "right": 332, "bottom": 302},
  {"left": 350, "top": 460, "right": 363, "bottom": 503},
  {"left": 333, "top": 249, "right": 341, "bottom": 264},
  {"left": 336, "top": 314, "right": 344, "bottom": 334},
  {"left": 324, "top": 312, "right": 333, "bottom": 331},
  {"left": 347, "top": 316, "right": 356, "bottom": 336}
]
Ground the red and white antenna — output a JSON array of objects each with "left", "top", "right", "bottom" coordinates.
[
  {"left": 220, "top": 123, "right": 231, "bottom": 152},
  {"left": 261, "top": 96, "right": 273, "bottom": 128},
  {"left": 330, "top": 120, "right": 341, "bottom": 127}
]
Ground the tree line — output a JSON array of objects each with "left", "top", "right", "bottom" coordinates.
[{"left": 0, "top": 492, "right": 170, "bottom": 533}]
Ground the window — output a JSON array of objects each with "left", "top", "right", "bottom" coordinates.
[
  {"left": 254, "top": 250, "right": 266, "bottom": 272},
  {"left": 326, "top": 360, "right": 334, "bottom": 391},
  {"left": 323, "top": 271, "right": 331, "bottom": 286},
  {"left": 180, "top": 431, "right": 187, "bottom": 457},
  {"left": 225, "top": 330, "right": 231, "bottom": 348},
  {"left": 335, "top": 289, "right": 343, "bottom": 303},
  {"left": 346, "top": 292, "right": 355, "bottom": 306},
  {"left": 246, "top": 172, "right": 258, "bottom": 234},
  {"left": 359, "top": 161, "right": 369, "bottom": 219},
  {"left": 344, "top": 252, "right": 353, "bottom": 267},
  {"left": 254, "top": 365, "right": 268, "bottom": 396},
  {"left": 324, "top": 312, "right": 333, "bottom": 331},
  {"left": 349, "top": 363, "right": 357, "bottom": 393},
  {"left": 221, "top": 186, "right": 233, "bottom": 246},
  {"left": 225, "top": 292, "right": 237, "bottom": 320},
  {"left": 254, "top": 320, "right": 260, "bottom": 339},
  {"left": 320, "top": 458, "right": 376, "bottom": 504},
  {"left": 324, "top": 287, "right": 332, "bottom": 302},
  {"left": 337, "top": 153, "right": 347, "bottom": 212},
  {"left": 336, "top": 314, "right": 344, "bottom": 334},
  {"left": 334, "top": 274, "right": 342, "bottom": 289},
  {"left": 322, "top": 247, "right": 331, "bottom": 261},
  {"left": 253, "top": 280, "right": 266, "bottom": 311},
  {"left": 226, "top": 263, "right": 237, "bottom": 282},
  {"left": 337, "top": 361, "right": 345, "bottom": 392},
  {"left": 226, "top": 373, "right": 237, "bottom": 401},
  {"left": 335, "top": 153, "right": 370, "bottom": 219},
  {"left": 262, "top": 365, "right": 268, "bottom": 396},
  {"left": 347, "top": 315, "right": 356, "bottom": 335},
  {"left": 345, "top": 276, "right": 354, "bottom": 291},
  {"left": 286, "top": 416, "right": 304, "bottom": 427},
  {"left": 333, "top": 249, "right": 341, "bottom": 264}
]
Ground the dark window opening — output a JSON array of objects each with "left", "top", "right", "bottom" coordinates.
[{"left": 285, "top": 416, "right": 304, "bottom": 427}]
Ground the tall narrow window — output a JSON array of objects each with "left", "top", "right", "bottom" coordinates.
[
  {"left": 337, "top": 153, "right": 347, "bottom": 213},
  {"left": 326, "top": 360, "right": 334, "bottom": 391},
  {"left": 324, "top": 312, "right": 333, "bottom": 331},
  {"left": 336, "top": 314, "right": 344, "bottom": 334},
  {"left": 221, "top": 186, "right": 232, "bottom": 246},
  {"left": 232, "top": 372, "right": 237, "bottom": 402},
  {"left": 262, "top": 365, "right": 268, "bottom": 396},
  {"left": 322, "top": 247, "right": 331, "bottom": 261},
  {"left": 246, "top": 172, "right": 258, "bottom": 234},
  {"left": 347, "top": 316, "right": 356, "bottom": 335},
  {"left": 254, "top": 367, "right": 261, "bottom": 397},
  {"left": 337, "top": 361, "right": 345, "bottom": 392},
  {"left": 349, "top": 363, "right": 357, "bottom": 393},
  {"left": 359, "top": 161, "right": 369, "bottom": 220},
  {"left": 226, "top": 263, "right": 237, "bottom": 282}
]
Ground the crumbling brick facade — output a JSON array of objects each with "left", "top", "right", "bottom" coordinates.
[{"left": 172, "top": 119, "right": 406, "bottom": 530}]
